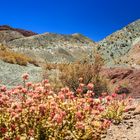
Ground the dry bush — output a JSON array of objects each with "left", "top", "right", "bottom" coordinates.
[
  {"left": 45, "top": 63, "right": 58, "bottom": 70},
  {"left": 27, "top": 58, "right": 39, "bottom": 66},
  {"left": 59, "top": 62, "right": 94, "bottom": 91},
  {"left": 59, "top": 53, "right": 109, "bottom": 96},
  {"left": 44, "top": 51, "right": 109, "bottom": 96},
  {"left": 0, "top": 44, "right": 38, "bottom": 66}
]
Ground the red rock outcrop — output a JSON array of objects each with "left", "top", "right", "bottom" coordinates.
[
  {"left": 0, "top": 25, "right": 37, "bottom": 37},
  {"left": 102, "top": 68, "right": 140, "bottom": 98}
]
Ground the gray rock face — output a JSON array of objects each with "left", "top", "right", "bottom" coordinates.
[{"left": 0, "top": 60, "right": 43, "bottom": 88}]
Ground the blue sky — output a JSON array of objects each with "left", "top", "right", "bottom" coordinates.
[{"left": 0, "top": 0, "right": 139, "bottom": 41}]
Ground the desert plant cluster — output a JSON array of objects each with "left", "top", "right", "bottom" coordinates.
[
  {"left": 0, "top": 44, "right": 38, "bottom": 66},
  {"left": 0, "top": 73, "right": 131, "bottom": 140},
  {"left": 45, "top": 53, "right": 109, "bottom": 96}
]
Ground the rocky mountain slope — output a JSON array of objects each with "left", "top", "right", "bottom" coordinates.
[
  {"left": 0, "top": 25, "right": 96, "bottom": 63},
  {"left": 7, "top": 33, "right": 96, "bottom": 63},
  {"left": 1, "top": 19, "right": 140, "bottom": 65},
  {"left": 98, "top": 19, "right": 140, "bottom": 66}
]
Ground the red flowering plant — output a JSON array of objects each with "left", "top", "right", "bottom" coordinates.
[{"left": 0, "top": 74, "right": 131, "bottom": 140}]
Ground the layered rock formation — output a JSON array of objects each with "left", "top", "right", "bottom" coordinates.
[{"left": 7, "top": 32, "right": 96, "bottom": 63}]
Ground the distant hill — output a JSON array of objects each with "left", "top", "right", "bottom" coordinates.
[
  {"left": 0, "top": 25, "right": 96, "bottom": 63},
  {"left": 0, "top": 25, "right": 37, "bottom": 37},
  {"left": 6, "top": 32, "right": 96, "bottom": 63}
]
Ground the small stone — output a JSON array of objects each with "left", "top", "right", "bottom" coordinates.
[
  {"left": 127, "top": 126, "right": 131, "bottom": 129},
  {"left": 101, "top": 135, "right": 106, "bottom": 138},
  {"left": 121, "top": 136, "right": 128, "bottom": 140},
  {"left": 123, "top": 121, "right": 128, "bottom": 124},
  {"left": 125, "top": 106, "right": 136, "bottom": 112},
  {"left": 131, "top": 115, "right": 136, "bottom": 119},
  {"left": 123, "top": 115, "right": 131, "bottom": 120},
  {"left": 128, "top": 122, "right": 133, "bottom": 127},
  {"left": 133, "top": 104, "right": 140, "bottom": 115}
]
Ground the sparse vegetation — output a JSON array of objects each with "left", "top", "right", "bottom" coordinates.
[{"left": 0, "top": 44, "right": 38, "bottom": 66}]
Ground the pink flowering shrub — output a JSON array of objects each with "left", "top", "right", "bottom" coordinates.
[{"left": 0, "top": 74, "right": 131, "bottom": 140}]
